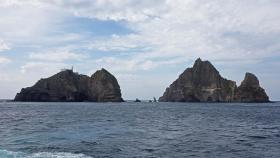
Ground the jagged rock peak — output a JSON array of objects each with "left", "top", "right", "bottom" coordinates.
[
  {"left": 91, "top": 68, "right": 113, "bottom": 78},
  {"left": 194, "top": 57, "right": 202, "bottom": 64},
  {"left": 192, "top": 58, "right": 220, "bottom": 75},
  {"left": 234, "top": 72, "right": 269, "bottom": 102},
  {"left": 193, "top": 58, "right": 209, "bottom": 65},
  {"left": 159, "top": 58, "right": 270, "bottom": 103},
  {"left": 240, "top": 72, "right": 260, "bottom": 87},
  {"left": 159, "top": 58, "right": 236, "bottom": 102},
  {"left": 193, "top": 57, "right": 212, "bottom": 67}
]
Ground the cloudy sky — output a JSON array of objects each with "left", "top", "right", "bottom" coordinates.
[{"left": 0, "top": 0, "right": 279, "bottom": 100}]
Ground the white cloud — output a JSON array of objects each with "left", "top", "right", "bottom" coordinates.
[
  {"left": 91, "top": 55, "right": 185, "bottom": 73},
  {"left": 0, "top": 39, "right": 10, "bottom": 52},
  {"left": 45, "top": 0, "right": 167, "bottom": 22},
  {"left": 144, "top": 0, "right": 279, "bottom": 60},
  {"left": 21, "top": 62, "right": 67, "bottom": 75},
  {"left": 0, "top": 0, "right": 45, "bottom": 7},
  {"left": 88, "top": 34, "right": 151, "bottom": 52},
  {"left": 0, "top": 39, "right": 11, "bottom": 64},
  {"left": 0, "top": 57, "right": 11, "bottom": 64},
  {"left": 29, "top": 49, "right": 87, "bottom": 62},
  {"left": 0, "top": 0, "right": 280, "bottom": 100},
  {"left": 46, "top": 0, "right": 279, "bottom": 74},
  {"left": 0, "top": 0, "right": 65, "bottom": 45},
  {"left": 3, "top": 0, "right": 279, "bottom": 66}
]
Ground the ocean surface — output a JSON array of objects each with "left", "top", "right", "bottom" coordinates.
[{"left": 0, "top": 102, "right": 279, "bottom": 158}]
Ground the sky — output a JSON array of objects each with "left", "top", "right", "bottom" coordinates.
[{"left": 0, "top": 0, "right": 279, "bottom": 100}]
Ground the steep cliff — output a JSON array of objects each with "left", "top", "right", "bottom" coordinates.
[
  {"left": 234, "top": 73, "right": 269, "bottom": 102},
  {"left": 88, "top": 69, "right": 123, "bottom": 102},
  {"left": 14, "top": 68, "right": 123, "bottom": 102},
  {"left": 159, "top": 58, "right": 269, "bottom": 102},
  {"left": 159, "top": 58, "right": 236, "bottom": 102}
]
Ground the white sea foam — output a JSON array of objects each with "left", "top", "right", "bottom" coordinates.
[{"left": 0, "top": 149, "right": 92, "bottom": 158}]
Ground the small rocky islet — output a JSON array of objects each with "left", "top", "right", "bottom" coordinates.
[
  {"left": 14, "top": 68, "right": 123, "bottom": 102},
  {"left": 14, "top": 58, "right": 270, "bottom": 102},
  {"left": 159, "top": 58, "right": 269, "bottom": 102}
]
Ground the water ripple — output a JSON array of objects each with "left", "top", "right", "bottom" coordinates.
[{"left": 0, "top": 102, "right": 279, "bottom": 158}]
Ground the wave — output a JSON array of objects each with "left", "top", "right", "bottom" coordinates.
[{"left": 0, "top": 149, "right": 92, "bottom": 158}]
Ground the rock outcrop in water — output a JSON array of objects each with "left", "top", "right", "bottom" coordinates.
[
  {"left": 159, "top": 58, "right": 236, "bottom": 102},
  {"left": 234, "top": 73, "right": 269, "bottom": 102},
  {"left": 14, "top": 68, "right": 123, "bottom": 102},
  {"left": 159, "top": 58, "right": 269, "bottom": 103}
]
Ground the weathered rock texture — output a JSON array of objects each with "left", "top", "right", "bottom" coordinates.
[
  {"left": 14, "top": 68, "right": 123, "bottom": 102},
  {"left": 159, "top": 58, "right": 269, "bottom": 102},
  {"left": 234, "top": 73, "right": 269, "bottom": 102}
]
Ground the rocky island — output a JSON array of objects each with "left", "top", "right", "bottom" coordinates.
[
  {"left": 14, "top": 68, "right": 123, "bottom": 102},
  {"left": 234, "top": 72, "right": 269, "bottom": 102},
  {"left": 159, "top": 58, "right": 269, "bottom": 102}
]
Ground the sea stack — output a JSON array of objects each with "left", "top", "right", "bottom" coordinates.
[
  {"left": 159, "top": 58, "right": 269, "bottom": 103},
  {"left": 14, "top": 68, "right": 123, "bottom": 102},
  {"left": 234, "top": 73, "right": 269, "bottom": 102}
]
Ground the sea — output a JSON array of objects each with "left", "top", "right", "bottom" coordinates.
[{"left": 0, "top": 102, "right": 279, "bottom": 158}]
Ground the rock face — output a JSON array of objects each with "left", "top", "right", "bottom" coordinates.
[
  {"left": 89, "top": 69, "right": 123, "bottom": 102},
  {"left": 234, "top": 73, "right": 269, "bottom": 102},
  {"left": 14, "top": 68, "right": 123, "bottom": 102},
  {"left": 159, "top": 58, "right": 269, "bottom": 102},
  {"left": 159, "top": 58, "right": 236, "bottom": 102}
]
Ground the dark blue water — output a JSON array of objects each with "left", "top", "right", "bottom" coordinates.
[{"left": 0, "top": 102, "right": 279, "bottom": 158}]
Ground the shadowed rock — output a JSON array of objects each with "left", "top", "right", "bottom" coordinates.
[
  {"left": 14, "top": 68, "right": 123, "bottom": 102},
  {"left": 159, "top": 58, "right": 236, "bottom": 102},
  {"left": 234, "top": 73, "right": 269, "bottom": 102},
  {"left": 89, "top": 69, "right": 123, "bottom": 102},
  {"left": 159, "top": 58, "right": 269, "bottom": 103}
]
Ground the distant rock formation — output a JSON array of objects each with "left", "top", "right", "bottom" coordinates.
[
  {"left": 153, "top": 97, "right": 157, "bottom": 102},
  {"left": 159, "top": 58, "right": 269, "bottom": 103},
  {"left": 234, "top": 73, "right": 269, "bottom": 102},
  {"left": 14, "top": 68, "right": 123, "bottom": 102}
]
